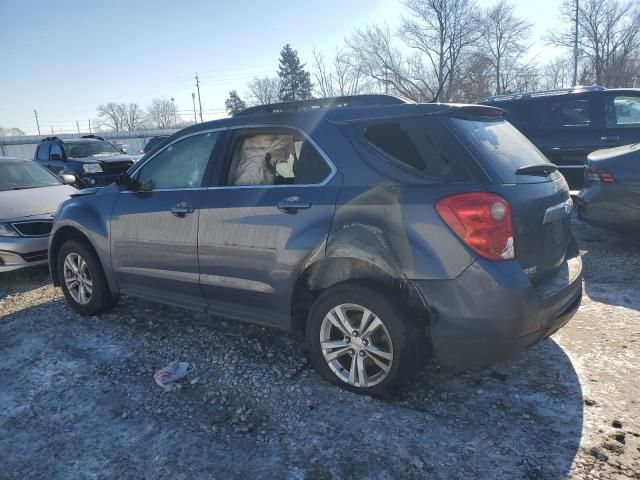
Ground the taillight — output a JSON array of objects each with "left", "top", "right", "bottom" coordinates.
[
  {"left": 585, "top": 166, "right": 616, "bottom": 183},
  {"left": 435, "top": 192, "right": 515, "bottom": 261}
]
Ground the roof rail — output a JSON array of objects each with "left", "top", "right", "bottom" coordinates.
[
  {"left": 235, "top": 94, "right": 412, "bottom": 117},
  {"left": 81, "top": 134, "right": 107, "bottom": 140},
  {"left": 480, "top": 85, "right": 607, "bottom": 103}
]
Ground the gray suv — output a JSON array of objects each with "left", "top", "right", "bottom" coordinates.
[{"left": 49, "top": 95, "right": 583, "bottom": 394}]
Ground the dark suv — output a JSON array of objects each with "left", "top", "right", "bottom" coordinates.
[
  {"left": 34, "top": 135, "right": 135, "bottom": 189},
  {"left": 479, "top": 86, "right": 640, "bottom": 191},
  {"left": 49, "top": 95, "right": 582, "bottom": 394}
]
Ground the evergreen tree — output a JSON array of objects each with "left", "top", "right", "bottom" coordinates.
[
  {"left": 225, "top": 90, "right": 247, "bottom": 116},
  {"left": 277, "top": 44, "right": 313, "bottom": 101}
]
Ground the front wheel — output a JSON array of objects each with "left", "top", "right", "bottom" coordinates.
[
  {"left": 306, "top": 284, "right": 426, "bottom": 395},
  {"left": 57, "top": 239, "right": 117, "bottom": 315}
]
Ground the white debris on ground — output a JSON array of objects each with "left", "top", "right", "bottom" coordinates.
[{"left": 0, "top": 217, "right": 638, "bottom": 479}]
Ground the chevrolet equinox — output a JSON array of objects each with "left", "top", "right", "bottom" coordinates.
[{"left": 49, "top": 95, "right": 583, "bottom": 394}]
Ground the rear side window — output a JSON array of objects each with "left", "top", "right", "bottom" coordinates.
[
  {"left": 606, "top": 95, "right": 640, "bottom": 127},
  {"left": 36, "top": 144, "right": 50, "bottom": 161},
  {"left": 449, "top": 118, "right": 553, "bottom": 184},
  {"left": 543, "top": 98, "right": 592, "bottom": 128},
  {"left": 225, "top": 130, "right": 332, "bottom": 186},
  {"left": 363, "top": 120, "right": 468, "bottom": 180}
]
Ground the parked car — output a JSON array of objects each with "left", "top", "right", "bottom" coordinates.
[
  {"left": 0, "top": 157, "right": 76, "bottom": 272},
  {"left": 110, "top": 141, "right": 144, "bottom": 162},
  {"left": 577, "top": 143, "right": 640, "bottom": 233},
  {"left": 479, "top": 86, "right": 640, "bottom": 192},
  {"left": 34, "top": 136, "right": 135, "bottom": 189},
  {"left": 49, "top": 95, "right": 582, "bottom": 394},
  {"left": 143, "top": 135, "right": 170, "bottom": 154}
]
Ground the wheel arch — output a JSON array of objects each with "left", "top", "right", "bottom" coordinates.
[
  {"left": 49, "top": 225, "right": 116, "bottom": 294},
  {"left": 290, "top": 256, "right": 431, "bottom": 336}
]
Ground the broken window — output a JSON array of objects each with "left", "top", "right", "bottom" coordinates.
[{"left": 226, "top": 131, "right": 332, "bottom": 186}]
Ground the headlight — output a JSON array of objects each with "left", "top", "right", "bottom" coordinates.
[
  {"left": 0, "top": 223, "right": 19, "bottom": 237},
  {"left": 82, "top": 163, "right": 103, "bottom": 174}
]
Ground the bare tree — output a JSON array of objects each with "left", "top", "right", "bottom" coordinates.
[
  {"left": 479, "top": 0, "right": 532, "bottom": 94},
  {"left": 96, "top": 103, "right": 124, "bottom": 132},
  {"left": 400, "top": 0, "right": 481, "bottom": 101},
  {"left": 549, "top": 0, "right": 640, "bottom": 87},
  {"left": 146, "top": 98, "right": 177, "bottom": 129},
  {"left": 311, "top": 47, "right": 371, "bottom": 97},
  {"left": 121, "top": 103, "right": 145, "bottom": 131},
  {"left": 247, "top": 77, "right": 280, "bottom": 105},
  {"left": 0, "top": 127, "right": 26, "bottom": 136},
  {"left": 540, "top": 57, "right": 574, "bottom": 89},
  {"left": 346, "top": 24, "right": 431, "bottom": 101}
]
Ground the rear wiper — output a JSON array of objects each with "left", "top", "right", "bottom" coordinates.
[{"left": 516, "top": 163, "right": 558, "bottom": 176}]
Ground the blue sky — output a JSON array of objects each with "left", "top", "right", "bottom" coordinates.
[{"left": 0, "top": 0, "right": 564, "bottom": 134}]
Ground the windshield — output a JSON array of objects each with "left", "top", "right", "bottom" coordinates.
[
  {"left": 65, "top": 141, "right": 122, "bottom": 158},
  {"left": 448, "top": 117, "right": 553, "bottom": 184},
  {"left": 0, "top": 161, "right": 62, "bottom": 191},
  {"left": 117, "top": 144, "right": 142, "bottom": 155}
]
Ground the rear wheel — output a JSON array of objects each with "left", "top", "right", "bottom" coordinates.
[
  {"left": 57, "top": 239, "right": 117, "bottom": 315},
  {"left": 306, "top": 284, "right": 426, "bottom": 395}
]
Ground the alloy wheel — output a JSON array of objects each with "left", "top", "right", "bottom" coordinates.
[
  {"left": 319, "top": 303, "right": 394, "bottom": 388},
  {"left": 63, "top": 252, "right": 93, "bottom": 305}
]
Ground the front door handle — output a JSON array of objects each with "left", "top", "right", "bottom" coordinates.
[
  {"left": 601, "top": 135, "right": 620, "bottom": 142},
  {"left": 171, "top": 202, "right": 195, "bottom": 217},
  {"left": 277, "top": 197, "right": 312, "bottom": 214}
]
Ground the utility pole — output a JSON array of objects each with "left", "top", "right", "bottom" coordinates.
[
  {"left": 573, "top": 0, "right": 579, "bottom": 86},
  {"left": 88, "top": 119, "right": 92, "bottom": 133},
  {"left": 195, "top": 73, "right": 203, "bottom": 122},
  {"left": 192, "top": 93, "right": 198, "bottom": 123},
  {"left": 76, "top": 121, "right": 81, "bottom": 135},
  {"left": 33, "top": 109, "right": 41, "bottom": 135},
  {"left": 50, "top": 126, "right": 54, "bottom": 135}
]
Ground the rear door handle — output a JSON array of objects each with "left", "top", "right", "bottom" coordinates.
[
  {"left": 277, "top": 197, "right": 312, "bottom": 214},
  {"left": 601, "top": 135, "right": 620, "bottom": 142},
  {"left": 171, "top": 202, "right": 195, "bottom": 217}
]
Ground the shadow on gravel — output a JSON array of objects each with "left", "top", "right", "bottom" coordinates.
[{"left": 0, "top": 265, "right": 50, "bottom": 298}]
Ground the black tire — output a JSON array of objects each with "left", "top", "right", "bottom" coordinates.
[
  {"left": 306, "top": 283, "right": 428, "bottom": 396},
  {"left": 57, "top": 239, "right": 117, "bottom": 315}
]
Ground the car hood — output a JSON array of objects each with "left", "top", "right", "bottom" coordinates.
[
  {"left": 0, "top": 185, "right": 77, "bottom": 221},
  {"left": 74, "top": 154, "right": 134, "bottom": 163}
]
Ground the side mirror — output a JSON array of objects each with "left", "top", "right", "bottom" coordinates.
[
  {"left": 50, "top": 153, "right": 62, "bottom": 161},
  {"left": 60, "top": 173, "right": 77, "bottom": 185}
]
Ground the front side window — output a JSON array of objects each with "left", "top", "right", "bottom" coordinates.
[
  {"left": 226, "top": 130, "right": 332, "bottom": 186},
  {"left": 544, "top": 98, "right": 592, "bottom": 128},
  {"left": 606, "top": 95, "right": 640, "bottom": 127},
  {"left": 65, "top": 141, "right": 122, "bottom": 158},
  {"left": 36, "top": 144, "right": 50, "bottom": 162},
  {"left": 136, "top": 132, "right": 219, "bottom": 190},
  {"left": 0, "top": 161, "right": 61, "bottom": 191}
]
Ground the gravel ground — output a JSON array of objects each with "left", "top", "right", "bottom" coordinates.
[{"left": 1, "top": 217, "right": 639, "bottom": 480}]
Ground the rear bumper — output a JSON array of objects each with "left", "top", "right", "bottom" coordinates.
[
  {"left": 577, "top": 184, "right": 640, "bottom": 232},
  {"left": 0, "top": 235, "right": 49, "bottom": 273},
  {"left": 411, "top": 243, "right": 583, "bottom": 369}
]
